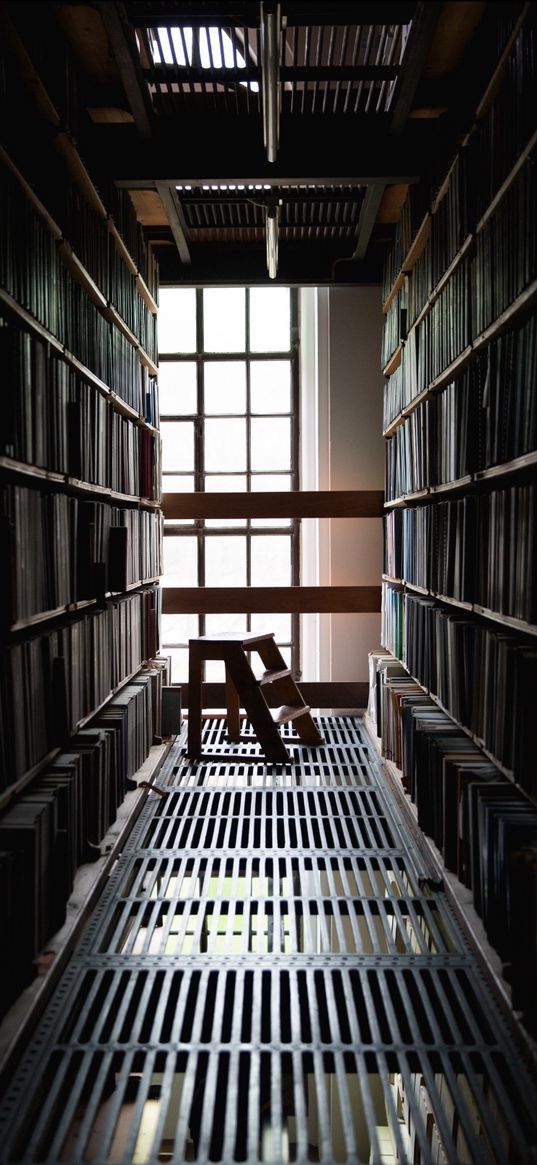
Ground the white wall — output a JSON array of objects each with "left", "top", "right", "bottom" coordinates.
[{"left": 300, "top": 286, "right": 385, "bottom": 685}]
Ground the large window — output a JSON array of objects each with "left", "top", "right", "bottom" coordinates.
[{"left": 159, "top": 286, "right": 299, "bottom": 683}]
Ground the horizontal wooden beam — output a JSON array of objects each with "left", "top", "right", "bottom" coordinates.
[
  {"left": 162, "top": 586, "right": 382, "bottom": 614},
  {"left": 180, "top": 681, "right": 369, "bottom": 709},
  {"left": 162, "top": 490, "right": 385, "bottom": 520},
  {"left": 83, "top": 118, "right": 430, "bottom": 186}
]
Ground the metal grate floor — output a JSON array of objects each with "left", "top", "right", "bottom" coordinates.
[{"left": 1, "top": 716, "right": 536, "bottom": 1165}]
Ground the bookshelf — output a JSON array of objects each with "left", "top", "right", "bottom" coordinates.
[
  {"left": 378, "top": 7, "right": 537, "bottom": 1037},
  {"left": 0, "top": 19, "right": 166, "bottom": 1020}
]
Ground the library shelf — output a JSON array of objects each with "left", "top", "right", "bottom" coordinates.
[
  {"left": 473, "top": 1, "right": 531, "bottom": 123},
  {"left": 0, "top": 747, "right": 62, "bottom": 815},
  {"left": 0, "top": 290, "right": 157, "bottom": 434},
  {"left": 383, "top": 344, "right": 402, "bottom": 378},
  {"left": 362, "top": 712, "right": 516, "bottom": 1017},
  {"left": 0, "top": 143, "right": 62, "bottom": 240},
  {"left": 0, "top": 456, "right": 64, "bottom": 486},
  {"left": 0, "top": 733, "right": 176, "bottom": 1080},
  {"left": 1, "top": 8, "right": 158, "bottom": 314},
  {"left": 0, "top": 145, "right": 157, "bottom": 371},
  {"left": 0, "top": 648, "right": 168, "bottom": 817},
  {"left": 7, "top": 579, "right": 161, "bottom": 639},
  {"left": 385, "top": 458, "right": 537, "bottom": 508},
  {"left": 475, "top": 450, "right": 537, "bottom": 482},
  {"left": 429, "top": 475, "right": 473, "bottom": 496},
  {"left": 384, "top": 576, "right": 537, "bottom": 635},
  {"left": 411, "top": 233, "right": 474, "bottom": 334},
  {"left": 108, "top": 220, "right": 158, "bottom": 315},
  {"left": 74, "top": 656, "right": 158, "bottom": 734},
  {"left": 0, "top": 288, "right": 63, "bottom": 352},
  {"left": 384, "top": 488, "right": 430, "bottom": 508},
  {"left": 376, "top": 646, "right": 517, "bottom": 786},
  {"left": 58, "top": 241, "right": 108, "bottom": 311},
  {"left": 382, "top": 213, "right": 431, "bottom": 313},
  {"left": 475, "top": 125, "right": 537, "bottom": 235},
  {"left": 384, "top": 264, "right": 537, "bottom": 434},
  {"left": 473, "top": 276, "right": 537, "bottom": 352},
  {"left": 473, "top": 605, "right": 537, "bottom": 639}
]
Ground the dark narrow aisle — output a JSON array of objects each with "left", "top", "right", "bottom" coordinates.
[{"left": 1, "top": 717, "right": 536, "bottom": 1165}]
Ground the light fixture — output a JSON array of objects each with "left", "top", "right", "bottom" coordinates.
[
  {"left": 260, "top": 1, "right": 281, "bottom": 162},
  {"left": 265, "top": 201, "right": 279, "bottom": 279}
]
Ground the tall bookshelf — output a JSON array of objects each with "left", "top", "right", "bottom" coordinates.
[
  {"left": 376, "top": 6, "right": 537, "bottom": 1038},
  {"left": 0, "top": 14, "right": 165, "bottom": 1019}
]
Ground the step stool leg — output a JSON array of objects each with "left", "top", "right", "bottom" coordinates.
[
  {"left": 225, "top": 667, "right": 241, "bottom": 741},
  {"left": 187, "top": 643, "right": 203, "bottom": 758}
]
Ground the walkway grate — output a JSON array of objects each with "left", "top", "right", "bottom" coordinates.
[{"left": 0, "top": 717, "right": 536, "bottom": 1164}]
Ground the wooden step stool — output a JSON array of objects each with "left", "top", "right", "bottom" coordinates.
[{"left": 188, "top": 631, "right": 324, "bottom": 762}]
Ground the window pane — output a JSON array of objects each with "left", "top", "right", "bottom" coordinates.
[
  {"left": 250, "top": 287, "right": 290, "bottom": 352},
  {"left": 205, "top": 361, "right": 246, "bottom": 414},
  {"left": 166, "top": 647, "right": 190, "bottom": 684},
  {"left": 250, "top": 361, "right": 291, "bottom": 413},
  {"left": 162, "top": 475, "right": 194, "bottom": 493},
  {"left": 251, "top": 418, "right": 290, "bottom": 471},
  {"left": 161, "top": 421, "right": 195, "bottom": 472},
  {"left": 205, "top": 613, "right": 248, "bottom": 636},
  {"left": 159, "top": 362, "right": 197, "bottom": 415},
  {"left": 205, "top": 474, "right": 247, "bottom": 528},
  {"left": 205, "top": 536, "right": 246, "bottom": 585},
  {"left": 161, "top": 613, "right": 199, "bottom": 643},
  {"left": 205, "top": 418, "right": 246, "bottom": 471},
  {"left": 251, "top": 473, "right": 292, "bottom": 527},
  {"left": 250, "top": 612, "right": 291, "bottom": 641},
  {"left": 205, "top": 659, "right": 226, "bottom": 683},
  {"left": 162, "top": 535, "right": 198, "bottom": 586},
  {"left": 203, "top": 288, "right": 246, "bottom": 352},
  {"left": 251, "top": 535, "right": 291, "bottom": 585},
  {"left": 159, "top": 288, "right": 197, "bottom": 353}
]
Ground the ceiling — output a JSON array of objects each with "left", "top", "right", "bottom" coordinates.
[{"left": 8, "top": 0, "right": 500, "bottom": 285}]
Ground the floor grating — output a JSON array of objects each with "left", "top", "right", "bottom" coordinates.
[{"left": 0, "top": 716, "right": 536, "bottom": 1164}]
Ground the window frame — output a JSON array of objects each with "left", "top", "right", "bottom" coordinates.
[{"left": 160, "top": 286, "right": 301, "bottom": 678}]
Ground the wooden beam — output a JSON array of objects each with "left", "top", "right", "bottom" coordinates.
[
  {"left": 82, "top": 118, "right": 431, "bottom": 186},
  {"left": 97, "top": 2, "right": 153, "bottom": 138},
  {"left": 180, "top": 681, "right": 369, "bottom": 709},
  {"left": 155, "top": 183, "right": 191, "bottom": 264},
  {"left": 162, "top": 490, "right": 385, "bottom": 520},
  {"left": 162, "top": 587, "right": 382, "bottom": 614}
]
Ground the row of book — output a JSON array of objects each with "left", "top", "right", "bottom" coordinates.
[
  {"left": 0, "top": 167, "right": 158, "bottom": 413},
  {"left": 460, "top": 9, "right": 537, "bottom": 225},
  {"left": 387, "top": 143, "right": 534, "bottom": 370},
  {"left": 1, "top": 485, "right": 162, "bottom": 626},
  {"left": 384, "top": 485, "right": 537, "bottom": 622},
  {"left": 70, "top": 378, "right": 161, "bottom": 498},
  {"left": 0, "top": 587, "right": 161, "bottom": 789},
  {"left": 381, "top": 583, "right": 404, "bottom": 662},
  {"left": 371, "top": 653, "right": 537, "bottom": 1035},
  {"left": 382, "top": 12, "right": 535, "bottom": 314},
  {"left": 0, "top": 662, "right": 167, "bottom": 1019},
  {"left": 398, "top": 590, "right": 537, "bottom": 795},
  {"left": 0, "top": 314, "right": 160, "bottom": 478},
  {"left": 112, "top": 188, "right": 160, "bottom": 307},
  {"left": 384, "top": 302, "right": 536, "bottom": 444},
  {"left": 473, "top": 150, "right": 536, "bottom": 335},
  {"left": 381, "top": 184, "right": 429, "bottom": 303},
  {"left": 382, "top": 289, "right": 405, "bottom": 368},
  {"left": 404, "top": 256, "right": 471, "bottom": 397},
  {"left": 0, "top": 37, "right": 157, "bottom": 362}
]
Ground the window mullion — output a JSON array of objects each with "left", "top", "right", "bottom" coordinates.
[
  {"left": 246, "top": 289, "right": 252, "bottom": 634},
  {"left": 196, "top": 288, "right": 205, "bottom": 639}
]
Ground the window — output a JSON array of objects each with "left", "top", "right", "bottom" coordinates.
[{"left": 160, "top": 287, "right": 299, "bottom": 682}]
